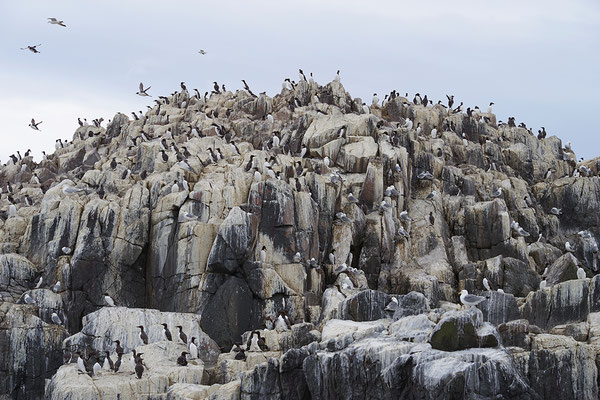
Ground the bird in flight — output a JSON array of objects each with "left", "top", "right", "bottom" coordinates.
[
  {"left": 29, "top": 118, "right": 42, "bottom": 131},
  {"left": 21, "top": 44, "right": 41, "bottom": 53},
  {"left": 136, "top": 82, "right": 151, "bottom": 97},
  {"left": 47, "top": 18, "right": 66, "bottom": 27},
  {"left": 198, "top": 50, "right": 207, "bottom": 55}
]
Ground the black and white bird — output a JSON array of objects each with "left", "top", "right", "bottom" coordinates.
[
  {"left": 491, "top": 188, "right": 503, "bottom": 198},
  {"left": 177, "top": 351, "right": 189, "bottom": 366},
  {"left": 550, "top": 207, "right": 562, "bottom": 215},
  {"left": 76, "top": 352, "right": 87, "bottom": 374},
  {"left": 577, "top": 267, "right": 586, "bottom": 280},
  {"left": 21, "top": 44, "right": 41, "bottom": 53},
  {"left": 565, "top": 242, "right": 575, "bottom": 252},
  {"left": 161, "top": 323, "right": 172, "bottom": 341},
  {"left": 189, "top": 337, "right": 198, "bottom": 359},
  {"left": 483, "top": 278, "right": 491, "bottom": 291},
  {"left": 137, "top": 325, "right": 149, "bottom": 344},
  {"left": 176, "top": 325, "right": 188, "bottom": 344},
  {"left": 23, "top": 293, "right": 34, "bottom": 304},
  {"left": 328, "top": 249, "right": 336, "bottom": 265},
  {"left": 93, "top": 361, "right": 102, "bottom": 376},
  {"left": 384, "top": 297, "right": 398, "bottom": 312},
  {"left": 34, "top": 276, "right": 43, "bottom": 289},
  {"left": 104, "top": 293, "right": 115, "bottom": 307},
  {"left": 260, "top": 246, "right": 267, "bottom": 263},
  {"left": 47, "top": 18, "right": 67, "bottom": 27},
  {"left": 136, "top": 82, "right": 151, "bottom": 97},
  {"left": 29, "top": 118, "right": 42, "bottom": 131},
  {"left": 103, "top": 351, "right": 114, "bottom": 371},
  {"left": 53, "top": 281, "right": 62, "bottom": 293},
  {"left": 459, "top": 290, "right": 485, "bottom": 308},
  {"left": 51, "top": 312, "right": 62, "bottom": 324},
  {"left": 198, "top": 49, "right": 206, "bottom": 55}
]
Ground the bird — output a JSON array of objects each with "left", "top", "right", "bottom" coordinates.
[
  {"left": 23, "top": 293, "right": 34, "bottom": 304},
  {"left": 516, "top": 227, "right": 530, "bottom": 237},
  {"left": 483, "top": 278, "right": 491, "bottom": 291},
  {"left": 102, "top": 352, "right": 114, "bottom": 371},
  {"left": 379, "top": 201, "right": 392, "bottom": 213},
  {"left": 76, "top": 352, "right": 87, "bottom": 374},
  {"left": 61, "top": 246, "right": 72, "bottom": 254},
  {"left": 348, "top": 193, "right": 359, "bottom": 203},
  {"left": 577, "top": 267, "right": 586, "bottom": 280},
  {"left": 113, "top": 353, "right": 123, "bottom": 372},
  {"left": 61, "top": 185, "right": 84, "bottom": 195},
  {"left": 430, "top": 126, "right": 438, "bottom": 139},
  {"left": 491, "top": 188, "right": 503, "bottom": 198},
  {"left": 328, "top": 249, "right": 336, "bottom": 265},
  {"left": 333, "top": 70, "right": 340, "bottom": 82},
  {"left": 335, "top": 212, "right": 351, "bottom": 223},
  {"left": 34, "top": 277, "right": 43, "bottom": 289},
  {"left": 21, "top": 44, "right": 41, "bottom": 53},
  {"left": 256, "top": 331, "right": 269, "bottom": 351},
  {"left": 417, "top": 171, "right": 434, "bottom": 180},
  {"left": 47, "top": 18, "right": 66, "bottom": 27},
  {"left": 135, "top": 357, "right": 144, "bottom": 379},
  {"left": 93, "top": 361, "right": 102, "bottom": 376},
  {"left": 234, "top": 346, "right": 247, "bottom": 361},
  {"left": 459, "top": 290, "right": 485, "bottom": 308},
  {"left": 198, "top": 49, "right": 206, "bottom": 55},
  {"left": 384, "top": 297, "right": 398, "bottom": 312},
  {"left": 161, "top": 323, "right": 172, "bottom": 341},
  {"left": 176, "top": 325, "right": 188, "bottom": 344},
  {"left": 171, "top": 181, "right": 179, "bottom": 193},
  {"left": 275, "top": 311, "right": 291, "bottom": 331},
  {"left": 177, "top": 352, "right": 189, "bottom": 366},
  {"left": 487, "top": 102, "right": 494, "bottom": 113},
  {"left": 51, "top": 312, "right": 62, "bottom": 324},
  {"left": 247, "top": 331, "right": 260, "bottom": 352},
  {"left": 114, "top": 340, "right": 123, "bottom": 354},
  {"left": 104, "top": 293, "right": 115, "bottom": 307},
  {"left": 137, "top": 325, "right": 149, "bottom": 344},
  {"left": 260, "top": 246, "right": 267, "bottom": 263},
  {"left": 429, "top": 212, "right": 435, "bottom": 226},
  {"left": 189, "top": 337, "right": 198, "bottom": 359},
  {"left": 53, "top": 281, "right": 62, "bottom": 293},
  {"left": 565, "top": 242, "right": 575, "bottom": 252},
  {"left": 399, "top": 211, "right": 411, "bottom": 222},
  {"left": 136, "top": 82, "right": 151, "bottom": 97},
  {"left": 29, "top": 118, "right": 42, "bottom": 131},
  {"left": 550, "top": 207, "right": 562, "bottom": 215}
]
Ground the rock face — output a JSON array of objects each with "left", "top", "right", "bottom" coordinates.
[{"left": 0, "top": 73, "right": 599, "bottom": 398}]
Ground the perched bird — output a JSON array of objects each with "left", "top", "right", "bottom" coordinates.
[
  {"left": 176, "top": 325, "right": 188, "bottom": 344},
  {"left": 29, "top": 118, "right": 42, "bottom": 131},
  {"left": 384, "top": 297, "right": 398, "bottom": 312},
  {"left": 160, "top": 323, "right": 172, "bottom": 341},
  {"left": 256, "top": 331, "right": 269, "bottom": 351},
  {"left": 577, "top": 267, "right": 586, "bottom": 280},
  {"left": 23, "top": 293, "right": 34, "bottom": 304},
  {"left": 247, "top": 331, "right": 260, "bottom": 352},
  {"left": 76, "top": 352, "right": 87, "bottom": 374},
  {"left": 328, "top": 249, "right": 336, "bottom": 265},
  {"left": 47, "top": 18, "right": 67, "bottom": 27},
  {"left": 550, "top": 207, "right": 562, "bottom": 215},
  {"left": 429, "top": 212, "right": 435, "bottom": 226},
  {"left": 334, "top": 263, "right": 348, "bottom": 273},
  {"left": 104, "top": 293, "right": 115, "bottom": 307},
  {"left": 260, "top": 246, "right": 267, "bottom": 263},
  {"left": 62, "top": 246, "right": 72, "bottom": 254},
  {"left": 136, "top": 82, "right": 151, "bottom": 97},
  {"left": 459, "top": 290, "right": 485, "bottom": 308},
  {"left": 135, "top": 358, "right": 144, "bottom": 379},
  {"left": 61, "top": 185, "right": 85, "bottom": 195},
  {"left": 483, "top": 278, "right": 491, "bottom": 291},
  {"left": 137, "top": 325, "right": 149, "bottom": 344},
  {"left": 348, "top": 193, "right": 359, "bottom": 203},
  {"left": 114, "top": 340, "right": 123, "bottom": 355},
  {"left": 565, "top": 242, "right": 574, "bottom": 252},
  {"left": 516, "top": 227, "right": 530, "bottom": 237},
  {"left": 93, "top": 361, "right": 102, "bottom": 376},
  {"left": 34, "top": 277, "right": 43, "bottom": 289},
  {"left": 113, "top": 353, "right": 123, "bottom": 372},
  {"left": 51, "top": 312, "right": 62, "bottom": 324},
  {"left": 53, "top": 281, "right": 62, "bottom": 293},
  {"left": 275, "top": 311, "right": 291, "bottom": 331},
  {"left": 189, "top": 337, "right": 198, "bottom": 359},
  {"left": 103, "top": 351, "right": 114, "bottom": 371},
  {"left": 399, "top": 211, "right": 411, "bottom": 222},
  {"left": 539, "top": 280, "right": 547, "bottom": 290},
  {"left": 234, "top": 346, "right": 247, "bottom": 361},
  {"left": 417, "top": 171, "right": 434, "bottom": 180},
  {"left": 177, "top": 352, "right": 189, "bottom": 366},
  {"left": 491, "top": 188, "right": 503, "bottom": 198}
]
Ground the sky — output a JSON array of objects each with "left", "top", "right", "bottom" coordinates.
[{"left": 1, "top": 0, "right": 599, "bottom": 162}]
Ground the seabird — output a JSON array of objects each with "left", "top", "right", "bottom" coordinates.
[
  {"left": 491, "top": 188, "right": 503, "bottom": 198},
  {"left": 550, "top": 207, "right": 562, "bottom": 215},
  {"left": 336, "top": 212, "right": 351, "bottom": 223},
  {"left": 176, "top": 325, "right": 188, "bottom": 344},
  {"left": 198, "top": 49, "right": 206, "bottom": 55},
  {"left": 416, "top": 171, "right": 434, "bottom": 180},
  {"left": 93, "top": 361, "right": 102, "bottom": 376},
  {"left": 47, "top": 18, "right": 66, "bottom": 27},
  {"left": 260, "top": 246, "right": 267, "bottom": 263},
  {"left": 189, "top": 337, "right": 198, "bottom": 359},
  {"left": 372, "top": 93, "right": 379, "bottom": 106},
  {"left": 247, "top": 331, "right": 260, "bottom": 352},
  {"left": 137, "top": 325, "right": 149, "bottom": 344},
  {"left": 53, "top": 281, "right": 62, "bottom": 293},
  {"left": 275, "top": 312, "right": 291, "bottom": 331},
  {"left": 114, "top": 340, "right": 123, "bottom": 354},
  {"left": 348, "top": 193, "right": 359, "bottom": 203},
  {"left": 399, "top": 211, "right": 411, "bottom": 222},
  {"left": 334, "top": 263, "right": 348, "bottom": 273},
  {"left": 161, "top": 323, "right": 172, "bottom": 341},
  {"left": 429, "top": 212, "right": 435, "bottom": 226},
  {"left": 578, "top": 230, "right": 592, "bottom": 239},
  {"left": 60, "top": 185, "right": 84, "bottom": 195},
  {"left": 136, "top": 82, "right": 151, "bottom": 97},
  {"left": 29, "top": 118, "right": 42, "bottom": 131},
  {"left": 177, "top": 352, "right": 189, "bottom": 366},
  {"left": 51, "top": 312, "right": 62, "bottom": 324},
  {"left": 565, "top": 242, "right": 574, "bottom": 252},
  {"left": 577, "top": 267, "right": 586, "bottom": 280},
  {"left": 103, "top": 352, "right": 114, "bottom": 371},
  {"left": 256, "top": 331, "right": 269, "bottom": 351},
  {"left": 328, "top": 249, "right": 336, "bottom": 265},
  {"left": 135, "top": 357, "right": 144, "bottom": 379},
  {"left": 333, "top": 70, "right": 340, "bottom": 82},
  {"left": 378, "top": 200, "right": 392, "bottom": 213},
  {"left": 516, "top": 227, "right": 530, "bottom": 237},
  {"left": 384, "top": 297, "right": 398, "bottom": 312},
  {"left": 23, "top": 293, "right": 34, "bottom": 304},
  {"left": 21, "top": 44, "right": 41, "bottom": 53},
  {"left": 234, "top": 346, "right": 247, "bottom": 361},
  {"left": 487, "top": 102, "right": 494, "bottom": 113},
  {"left": 430, "top": 126, "right": 437, "bottom": 138},
  {"left": 113, "top": 353, "right": 123, "bottom": 372},
  {"left": 76, "top": 352, "right": 87, "bottom": 374},
  {"left": 34, "top": 277, "right": 43, "bottom": 289},
  {"left": 483, "top": 278, "right": 491, "bottom": 291},
  {"left": 415, "top": 123, "right": 422, "bottom": 135},
  {"left": 171, "top": 181, "right": 179, "bottom": 193},
  {"left": 62, "top": 246, "right": 72, "bottom": 254},
  {"left": 459, "top": 289, "right": 485, "bottom": 308}
]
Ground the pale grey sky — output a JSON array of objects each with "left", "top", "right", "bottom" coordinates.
[{"left": 1, "top": 0, "right": 599, "bottom": 161}]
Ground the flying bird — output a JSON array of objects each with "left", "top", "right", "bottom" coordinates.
[
  {"left": 136, "top": 82, "right": 151, "bottom": 97},
  {"left": 29, "top": 118, "right": 42, "bottom": 131},
  {"left": 47, "top": 18, "right": 66, "bottom": 27},
  {"left": 198, "top": 49, "right": 206, "bottom": 55},
  {"left": 21, "top": 44, "right": 41, "bottom": 53}
]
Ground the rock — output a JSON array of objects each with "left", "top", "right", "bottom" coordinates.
[
  {"left": 497, "top": 319, "right": 541, "bottom": 349},
  {"left": 0, "top": 253, "right": 39, "bottom": 302},
  {"left": 167, "top": 380, "right": 241, "bottom": 400},
  {"left": 392, "top": 291, "right": 430, "bottom": 320},
  {"left": 477, "top": 290, "right": 520, "bottom": 325},
  {"left": 546, "top": 252, "right": 580, "bottom": 286},
  {"left": 388, "top": 314, "right": 435, "bottom": 342},
  {"left": 428, "top": 308, "right": 499, "bottom": 351},
  {"left": 338, "top": 289, "right": 391, "bottom": 322}
]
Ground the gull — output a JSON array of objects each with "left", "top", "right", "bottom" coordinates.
[
  {"left": 516, "top": 227, "right": 530, "bottom": 237},
  {"left": 384, "top": 297, "right": 398, "bottom": 312},
  {"left": 260, "top": 246, "right": 267, "bottom": 263},
  {"left": 53, "top": 281, "right": 62, "bottom": 293},
  {"left": 21, "top": 44, "right": 41, "bottom": 53},
  {"left": 293, "top": 252, "right": 302, "bottom": 263},
  {"left": 23, "top": 293, "right": 34, "bottom": 304},
  {"left": 459, "top": 289, "right": 485, "bottom": 308},
  {"left": 336, "top": 212, "right": 351, "bottom": 223},
  {"left": 578, "top": 230, "right": 592, "bottom": 239},
  {"left": 565, "top": 242, "right": 574, "bottom": 252},
  {"left": 399, "top": 211, "right": 411, "bottom": 222},
  {"left": 29, "top": 118, "right": 42, "bottom": 131},
  {"left": 398, "top": 226, "right": 410, "bottom": 238},
  {"left": 198, "top": 49, "right": 206, "bottom": 55},
  {"left": 483, "top": 278, "right": 491, "bottom": 291},
  {"left": 136, "top": 82, "right": 151, "bottom": 97},
  {"left": 348, "top": 193, "right": 359, "bottom": 203},
  {"left": 577, "top": 267, "right": 586, "bottom": 280},
  {"left": 62, "top": 246, "right": 72, "bottom": 254},
  {"left": 425, "top": 191, "right": 436, "bottom": 201},
  {"left": 51, "top": 312, "right": 62, "bottom": 324},
  {"left": 417, "top": 171, "right": 434, "bottom": 180},
  {"left": 335, "top": 263, "right": 348, "bottom": 273},
  {"left": 35, "top": 277, "right": 43, "bottom": 289},
  {"left": 550, "top": 207, "right": 562, "bottom": 215},
  {"left": 384, "top": 185, "right": 399, "bottom": 197},
  {"left": 379, "top": 200, "right": 392, "bottom": 213},
  {"left": 47, "top": 18, "right": 66, "bottom": 27},
  {"left": 497, "top": 288, "right": 504, "bottom": 293},
  {"left": 394, "top": 163, "right": 402, "bottom": 173},
  {"left": 60, "top": 185, "right": 84, "bottom": 195},
  {"left": 539, "top": 280, "right": 547, "bottom": 290},
  {"left": 328, "top": 250, "right": 336, "bottom": 265},
  {"left": 491, "top": 188, "right": 503, "bottom": 198}
]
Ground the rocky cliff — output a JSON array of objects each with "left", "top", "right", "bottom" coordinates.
[{"left": 1, "top": 75, "right": 599, "bottom": 399}]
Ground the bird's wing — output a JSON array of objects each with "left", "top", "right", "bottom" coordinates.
[
  {"left": 31, "top": 118, "right": 35, "bottom": 124},
  {"left": 48, "top": 18, "right": 57, "bottom": 22},
  {"left": 139, "top": 82, "right": 144, "bottom": 91},
  {"left": 145, "top": 86, "right": 151, "bottom": 91}
]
